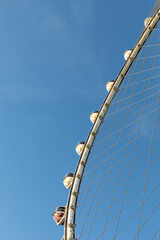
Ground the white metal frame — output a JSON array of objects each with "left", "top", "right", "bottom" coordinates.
[{"left": 64, "top": 8, "right": 160, "bottom": 240}]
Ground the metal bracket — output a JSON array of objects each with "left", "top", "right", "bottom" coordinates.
[
  {"left": 98, "top": 115, "right": 104, "bottom": 121},
  {"left": 105, "top": 102, "right": 110, "bottom": 108},
  {"left": 130, "top": 57, "right": 136, "bottom": 61},
  {"left": 67, "top": 223, "right": 77, "bottom": 229},
  {"left": 86, "top": 144, "right": 91, "bottom": 150},
  {"left": 121, "top": 73, "right": 125, "bottom": 78},
  {"left": 69, "top": 205, "right": 76, "bottom": 211},
  {"left": 80, "top": 161, "right": 86, "bottom": 167},
  {"left": 72, "top": 192, "right": 78, "bottom": 197},
  {"left": 91, "top": 131, "right": 96, "bottom": 136},
  {"left": 76, "top": 174, "right": 82, "bottom": 179},
  {"left": 113, "top": 86, "right": 119, "bottom": 92}
]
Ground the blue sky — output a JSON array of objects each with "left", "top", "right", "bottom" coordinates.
[{"left": 0, "top": 0, "right": 155, "bottom": 239}]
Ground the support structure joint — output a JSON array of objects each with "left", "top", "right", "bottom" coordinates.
[
  {"left": 72, "top": 191, "right": 78, "bottom": 197},
  {"left": 69, "top": 205, "right": 76, "bottom": 211},
  {"left": 98, "top": 115, "right": 104, "bottom": 121},
  {"left": 113, "top": 86, "right": 119, "bottom": 92},
  {"left": 105, "top": 102, "right": 110, "bottom": 108},
  {"left": 67, "top": 223, "right": 77, "bottom": 229},
  {"left": 76, "top": 174, "right": 82, "bottom": 179},
  {"left": 80, "top": 161, "right": 86, "bottom": 167},
  {"left": 86, "top": 144, "right": 91, "bottom": 150},
  {"left": 91, "top": 131, "right": 96, "bottom": 136}
]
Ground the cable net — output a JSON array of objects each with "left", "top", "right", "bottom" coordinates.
[
  {"left": 151, "top": 0, "right": 160, "bottom": 16},
  {"left": 74, "top": 14, "right": 160, "bottom": 240}
]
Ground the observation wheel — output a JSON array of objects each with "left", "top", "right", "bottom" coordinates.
[{"left": 53, "top": 1, "right": 160, "bottom": 239}]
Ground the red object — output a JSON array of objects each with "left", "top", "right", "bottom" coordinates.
[{"left": 53, "top": 212, "right": 64, "bottom": 224}]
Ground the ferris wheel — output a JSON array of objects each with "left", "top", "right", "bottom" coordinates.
[{"left": 53, "top": 0, "right": 160, "bottom": 239}]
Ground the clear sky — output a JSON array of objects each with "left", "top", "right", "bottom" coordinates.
[{"left": 0, "top": 0, "right": 155, "bottom": 239}]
